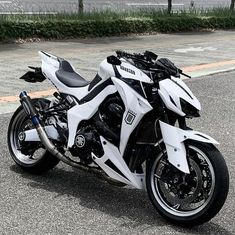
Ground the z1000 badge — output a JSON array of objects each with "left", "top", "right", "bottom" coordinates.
[
  {"left": 125, "top": 110, "right": 136, "bottom": 125},
  {"left": 120, "top": 66, "right": 135, "bottom": 75}
]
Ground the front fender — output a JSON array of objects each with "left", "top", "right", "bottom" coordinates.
[{"left": 159, "top": 121, "right": 218, "bottom": 174}]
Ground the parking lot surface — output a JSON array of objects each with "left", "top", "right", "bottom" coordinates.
[{"left": 0, "top": 71, "right": 234, "bottom": 234}]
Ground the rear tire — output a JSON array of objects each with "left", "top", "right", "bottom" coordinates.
[
  {"left": 7, "top": 99, "right": 60, "bottom": 174},
  {"left": 146, "top": 141, "right": 229, "bottom": 226}
]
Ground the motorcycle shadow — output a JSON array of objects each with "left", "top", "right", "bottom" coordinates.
[{"left": 10, "top": 164, "right": 232, "bottom": 234}]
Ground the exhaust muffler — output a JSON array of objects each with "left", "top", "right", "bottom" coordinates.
[{"left": 20, "top": 91, "right": 66, "bottom": 159}]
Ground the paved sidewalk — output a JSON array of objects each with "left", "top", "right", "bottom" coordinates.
[{"left": 0, "top": 30, "right": 234, "bottom": 113}]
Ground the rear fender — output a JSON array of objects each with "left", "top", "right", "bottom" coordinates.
[
  {"left": 20, "top": 67, "right": 46, "bottom": 83},
  {"left": 159, "top": 121, "right": 218, "bottom": 174}
]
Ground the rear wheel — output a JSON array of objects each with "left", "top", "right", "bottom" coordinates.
[
  {"left": 7, "top": 99, "right": 60, "bottom": 174},
  {"left": 146, "top": 141, "right": 229, "bottom": 226}
]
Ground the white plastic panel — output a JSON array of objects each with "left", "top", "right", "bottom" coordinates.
[
  {"left": 98, "top": 59, "right": 116, "bottom": 81},
  {"left": 67, "top": 85, "right": 117, "bottom": 147},
  {"left": 111, "top": 77, "right": 153, "bottom": 155},
  {"left": 158, "top": 78, "right": 201, "bottom": 116},
  {"left": 39, "top": 51, "right": 89, "bottom": 100},
  {"left": 159, "top": 121, "right": 219, "bottom": 174},
  {"left": 159, "top": 121, "right": 190, "bottom": 173},
  {"left": 117, "top": 61, "right": 153, "bottom": 84},
  {"left": 92, "top": 136, "right": 145, "bottom": 189}
]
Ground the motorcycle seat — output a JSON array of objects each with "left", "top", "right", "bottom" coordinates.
[{"left": 55, "top": 59, "right": 90, "bottom": 87}]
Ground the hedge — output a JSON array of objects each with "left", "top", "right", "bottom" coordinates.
[{"left": 0, "top": 16, "right": 235, "bottom": 41}]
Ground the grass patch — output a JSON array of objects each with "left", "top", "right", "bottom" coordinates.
[{"left": 0, "top": 8, "right": 234, "bottom": 41}]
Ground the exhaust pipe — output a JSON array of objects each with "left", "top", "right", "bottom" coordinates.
[
  {"left": 20, "top": 91, "right": 69, "bottom": 161},
  {"left": 19, "top": 91, "right": 96, "bottom": 168},
  {"left": 19, "top": 92, "right": 125, "bottom": 186}
]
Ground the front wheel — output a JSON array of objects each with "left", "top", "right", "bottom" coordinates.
[{"left": 146, "top": 141, "right": 229, "bottom": 226}]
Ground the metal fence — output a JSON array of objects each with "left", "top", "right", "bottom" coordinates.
[{"left": 0, "top": 0, "right": 230, "bottom": 13}]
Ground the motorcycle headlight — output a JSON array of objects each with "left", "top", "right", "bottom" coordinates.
[{"left": 180, "top": 98, "right": 200, "bottom": 118}]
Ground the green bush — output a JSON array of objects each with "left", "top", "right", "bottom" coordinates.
[{"left": 0, "top": 15, "right": 234, "bottom": 41}]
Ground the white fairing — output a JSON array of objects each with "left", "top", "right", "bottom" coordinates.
[
  {"left": 92, "top": 137, "right": 144, "bottom": 189},
  {"left": 22, "top": 51, "right": 219, "bottom": 188},
  {"left": 95, "top": 59, "right": 153, "bottom": 89},
  {"left": 117, "top": 60, "right": 153, "bottom": 84},
  {"left": 67, "top": 85, "right": 117, "bottom": 147},
  {"left": 159, "top": 121, "right": 219, "bottom": 174},
  {"left": 97, "top": 59, "right": 116, "bottom": 81},
  {"left": 38, "top": 51, "right": 153, "bottom": 188},
  {"left": 39, "top": 51, "right": 89, "bottom": 100},
  {"left": 158, "top": 77, "right": 201, "bottom": 116},
  {"left": 112, "top": 77, "right": 153, "bottom": 155}
]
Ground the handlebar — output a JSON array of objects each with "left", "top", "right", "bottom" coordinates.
[
  {"left": 178, "top": 69, "right": 191, "bottom": 79},
  {"left": 116, "top": 50, "right": 157, "bottom": 63},
  {"left": 116, "top": 50, "right": 191, "bottom": 80},
  {"left": 116, "top": 50, "right": 133, "bottom": 59}
]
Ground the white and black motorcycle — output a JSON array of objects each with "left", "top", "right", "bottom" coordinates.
[{"left": 8, "top": 50, "right": 229, "bottom": 226}]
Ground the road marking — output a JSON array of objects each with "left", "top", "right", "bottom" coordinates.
[
  {"left": 0, "top": 1, "right": 12, "bottom": 4},
  {"left": 175, "top": 47, "right": 217, "bottom": 53},
  {"left": 182, "top": 60, "right": 235, "bottom": 72},
  {"left": 126, "top": 3, "right": 184, "bottom": 6},
  {"left": 0, "top": 12, "right": 57, "bottom": 15},
  {"left": 0, "top": 89, "right": 56, "bottom": 104},
  {"left": 0, "top": 60, "right": 235, "bottom": 106}
]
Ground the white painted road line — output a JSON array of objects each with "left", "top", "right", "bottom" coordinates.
[
  {"left": 175, "top": 47, "right": 217, "bottom": 53},
  {"left": 0, "top": 11, "right": 58, "bottom": 14},
  {"left": 0, "top": 1, "right": 12, "bottom": 4},
  {"left": 126, "top": 3, "right": 184, "bottom": 6}
]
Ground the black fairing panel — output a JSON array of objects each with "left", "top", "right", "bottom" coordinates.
[
  {"left": 119, "top": 77, "right": 146, "bottom": 98},
  {"left": 134, "top": 111, "right": 161, "bottom": 144},
  {"left": 80, "top": 79, "right": 113, "bottom": 104},
  {"left": 88, "top": 74, "right": 102, "bottom": 91}
]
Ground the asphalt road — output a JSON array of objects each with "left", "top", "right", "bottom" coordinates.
[
  {"left": 0, "top": 71, "right": 234, "bottom": 234},
  {"left": 0, "top": 30, "right": 235, "bottom": 99}
]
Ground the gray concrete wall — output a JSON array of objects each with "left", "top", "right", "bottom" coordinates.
[{"left": 0, "top": 0, "right": 231, "bottom": 13}]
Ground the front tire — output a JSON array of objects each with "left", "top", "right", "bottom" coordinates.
[
  {"left": 7, "top": 99, "right": 60, "bottom": 174},
  {"left": 146, "top": 141, "right": 229, "bottom": 226}
]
